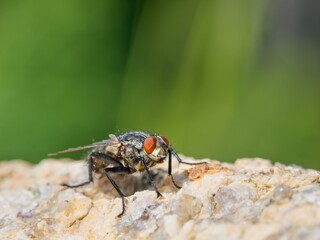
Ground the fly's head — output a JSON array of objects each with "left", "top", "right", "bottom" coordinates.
[{"left": 143, "top": 135, "right": 170, "bottom": 162}]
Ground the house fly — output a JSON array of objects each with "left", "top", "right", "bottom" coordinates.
[{"left": 49, "top": 131, "right": 207, "bottom": 217}]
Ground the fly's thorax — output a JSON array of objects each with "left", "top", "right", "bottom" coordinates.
[
  {"left": 117, "top": 137, "right": 145, "bottom": 168},
  {"left": 122, "top": 146, "right": 141, "bottom": 162},
  {"left": 131, "top": 138, "right": 143, "bottom": 150}
]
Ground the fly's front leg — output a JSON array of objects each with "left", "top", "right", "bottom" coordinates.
[
  {"left": 61, "top": 154, "right": 94, "bottom": 188},
  {"left": 168, "top": 149, "right": 181, "bottom": 189},
  {"left": 104, "top": 166, "right": 130, "bottom": 217},
  {"left": 170, "top": 149, "right": 207, "bottom": 165},
  {"left": 141, "top": 158, "right": 163, "bottom": 198},
  {"left": 167, "top": 149, "right": 207, "bottom": 189}
]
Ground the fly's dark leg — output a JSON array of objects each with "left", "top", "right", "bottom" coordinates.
[
  {"left": 168, "top": 149, "right": 181, "bottom": 189},
  {"left": 61, "top": 155, "right": 94, "bottom": 188},
  {"left": 171, "top": 149, "right": 207, "bottom": 165},
  {"left": 141, "top": 158, "right": 163, "bottom": 198},
  {"left": 167, "top": 149, "right": 207, "bottom": 189},
  {"left": 104, "top": 166, "right": 130, "bottom": 217},
  {"left": 62, "top": 151, "right": 123, "bottom": 188}
]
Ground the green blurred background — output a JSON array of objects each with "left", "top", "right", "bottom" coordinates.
[{"left": 0, "top": 0, "right": 319, "bottom": 169}]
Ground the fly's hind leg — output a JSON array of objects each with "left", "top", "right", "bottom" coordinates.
[
  {"left": 104, "top": 166, "right": 130, "bottom": 217},
  {"left": 61, "top": 154, "right": 94, "bottom": 188},
  {"left": 61, "top": 151, "right": 123, "bottom": 188},
  {"left": 62, "top": 151, "right": 130, "bottom": 217}
]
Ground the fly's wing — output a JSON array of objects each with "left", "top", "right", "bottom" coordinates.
[{"left": 48, "top": 141, "right": 108, "bottom": 156}]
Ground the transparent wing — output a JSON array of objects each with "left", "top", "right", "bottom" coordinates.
[{"left": 48, "top": 141, "right": 108, "bottom": 156}]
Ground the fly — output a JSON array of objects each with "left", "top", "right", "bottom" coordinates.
[{"left": 49, "top": 131, "right": 207, "bottom": 217}]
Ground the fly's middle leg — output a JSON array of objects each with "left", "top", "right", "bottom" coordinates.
[{"left": 141, "top": 158, "right": 163, "bottom": 198}]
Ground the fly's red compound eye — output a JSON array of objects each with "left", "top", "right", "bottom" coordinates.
[
  {"left": 160, "top": 135, "right": 169, "bottom": 145},
  {"left": 144, "top": 136, "right": 157, "bottom": 154}
]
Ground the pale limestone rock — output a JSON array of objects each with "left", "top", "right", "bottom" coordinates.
[{"left": 0, "top": 157, "right": 319, "bottom": 240}]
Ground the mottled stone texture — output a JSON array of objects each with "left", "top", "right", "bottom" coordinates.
[{"left": 0, "top": 157, "right": 319, "bottom": 240}]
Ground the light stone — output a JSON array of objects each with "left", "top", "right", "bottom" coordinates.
[{"left": 0, "top": 157, "right": 319, "bottom": 240}]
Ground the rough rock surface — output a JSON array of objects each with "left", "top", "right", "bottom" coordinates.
[{"left": 0, "top": 157, "right": 319, "bottom": 240}]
